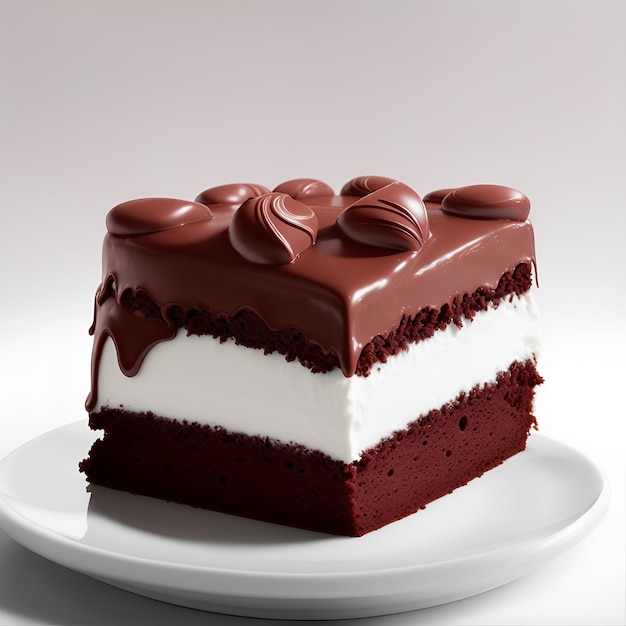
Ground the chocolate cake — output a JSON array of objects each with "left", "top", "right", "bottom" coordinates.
[{"left": 80, "top": 176, "right": 542, "bottom": 536}]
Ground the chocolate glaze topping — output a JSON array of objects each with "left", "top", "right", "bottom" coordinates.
[
  {"left": 86, "top": 276, "right": 178, "bottom": 411},
  {"left": 87, "top": 177, "right": 536, "bottom": 411}
]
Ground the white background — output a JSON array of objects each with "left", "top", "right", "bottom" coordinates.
[{"left": 1, "top": 1, "right": 624, "bottom": 624}]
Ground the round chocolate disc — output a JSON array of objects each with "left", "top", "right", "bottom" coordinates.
[
  {"left": 441, "top": 185, "right": 530, "bottom": 221},
  {"left": 106, "top": 198, "right": 213, "bottom": 236}
]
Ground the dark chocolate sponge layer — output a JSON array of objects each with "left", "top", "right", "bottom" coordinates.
[
  {"left": 119, "top": 262, "right": 532, "bottom": 376},
  {"left": 81, "top": 359, "right": 542, "bottom": 536}
]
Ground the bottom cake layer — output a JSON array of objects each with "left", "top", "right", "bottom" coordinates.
[{"left": 80, "top": 359, "right": 542, "bottom": 536}]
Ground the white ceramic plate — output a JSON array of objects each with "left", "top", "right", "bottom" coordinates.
[{"left": 0, "top": 421, "right": 608, "bottom": 620}]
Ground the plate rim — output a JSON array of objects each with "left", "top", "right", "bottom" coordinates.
[{"left": 0, "top": 421, "right": 610, "bottom": 611}]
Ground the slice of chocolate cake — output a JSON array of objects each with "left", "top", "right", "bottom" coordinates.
[{"left": 80, "top": 176, "right": 542, "bottom": 536}]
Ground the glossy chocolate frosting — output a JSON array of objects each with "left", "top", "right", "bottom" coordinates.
[{"left": 87, "top": 177, "right": 536, "bottom": 410}]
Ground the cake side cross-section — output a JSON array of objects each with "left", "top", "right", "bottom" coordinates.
[{"left": 80, "top": 177, "right": 542, "bottom": 536}]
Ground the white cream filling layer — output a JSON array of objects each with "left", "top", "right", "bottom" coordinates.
[{"left": 95, "top": 292, "right": 540, "bottom": 463}]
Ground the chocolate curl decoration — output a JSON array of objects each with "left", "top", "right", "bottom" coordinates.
[
  {"left": 273, "top": 178, "right": 334, "bottom": 199},
  {"left": 441, "top": 185, "right": 530, "bottom": 221},
  {"left": 194, "top": 183, "right": 270, "bottom": 210},
  {"left": 341, "top": 175, "right": 398, "bottom": 196},
  {"left": 337, "top": 182, "right": 430, "bottom": 252},
  {"left": 106, "top": 198, "right": 213, "bottom": 237},
  {"left": 229, "top": 192, "right": 319, "bottom": 265}
]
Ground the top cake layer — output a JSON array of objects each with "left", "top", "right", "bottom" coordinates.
[{"left": 88, "top": 177, "right": 536, "bottom": 409}]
